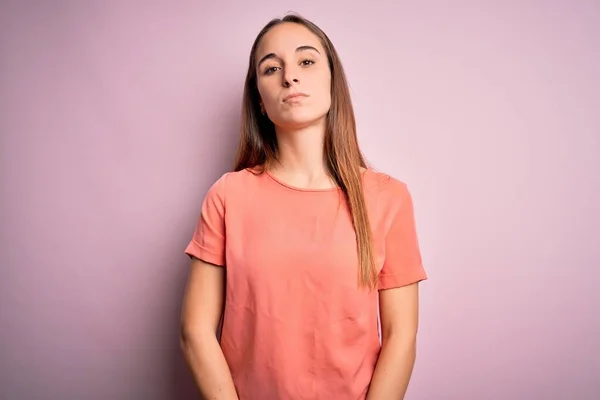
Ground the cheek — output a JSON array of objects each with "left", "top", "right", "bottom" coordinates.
[
  {"left": 256, "top": 80, "right": 278, "bottom": 105},
  {"left": 314, "top": 72, "right": 332, "bottom": 108}
]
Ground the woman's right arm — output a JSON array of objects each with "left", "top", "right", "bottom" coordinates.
[{"left": 180, "top": 257, "right": 238, "bottom": 399}]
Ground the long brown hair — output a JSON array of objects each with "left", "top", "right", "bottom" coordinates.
[{"left": 233, "top": 14, "right": 377, "bottom": 290}]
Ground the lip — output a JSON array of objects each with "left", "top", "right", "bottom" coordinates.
[{"left": 283, "top": 92, "right": 309, "bottom": 102}]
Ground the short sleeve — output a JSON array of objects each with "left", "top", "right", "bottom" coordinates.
[
  {"left": 184, "top": 174, "right": 228, "bottom": 267},
  {"left": 378, "top": 182, "right": 427, "bottom": 290}
]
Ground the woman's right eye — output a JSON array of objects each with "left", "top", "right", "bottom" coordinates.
[{"left": 264, "top": 66, "right": 280, "bottom": 75}]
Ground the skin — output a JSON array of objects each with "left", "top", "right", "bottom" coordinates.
[
  {"left": 255, "top": 22, "right": 335, "bottom": 190},
  {"left": 180, "top": 22, "right": 421, "bottom": 400},
  {"left": 180, "top": 259, "right": 236, "bottom": 400}
]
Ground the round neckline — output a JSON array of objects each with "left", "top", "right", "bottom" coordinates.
[{"left": 264, "top": 168, "right": 371, "bottom": 193}]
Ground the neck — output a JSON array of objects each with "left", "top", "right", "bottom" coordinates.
[{"left": 270, "top": 118, "right": 334, "bottom": 188}]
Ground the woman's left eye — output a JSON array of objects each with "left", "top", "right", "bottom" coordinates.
[{"left": 301, "top": 59, "right": 315, "bottom": 66}]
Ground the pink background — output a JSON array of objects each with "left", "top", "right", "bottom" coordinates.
[{"left": 1, "top": 1, "right": 599, "bottom": 399}]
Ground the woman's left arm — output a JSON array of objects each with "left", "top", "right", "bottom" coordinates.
[{"left": 366, "top": 282, "right": 420, "bottom": 400}]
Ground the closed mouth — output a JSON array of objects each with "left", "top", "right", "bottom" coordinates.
[{"left": 283, "top": 93, "right": 308, "bottom": 102}]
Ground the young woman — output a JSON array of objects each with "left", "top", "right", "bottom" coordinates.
[{"left": 180, "top": 13, "right": 427, "bottom": 400}]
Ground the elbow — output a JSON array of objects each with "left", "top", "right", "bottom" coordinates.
[
  {"left": 179, "top": 323, "right": 191, "bottom": 352},
  {"left": 179, "top": 322, "right": 202, "bottom": 352},
  {"left": 381, "top": 331, "right": 417, "bottom": 349},
  {"left": 381, "top": 333, "right": 417, "bottom": 367},
  {"left": 179, "top": 321, "right": 218, "bottom": 351},
  {"left": 179, "top": 324, "right": 202, "bottom": 367}
]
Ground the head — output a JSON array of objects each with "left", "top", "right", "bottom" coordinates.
[
  {"left": 255, "top": 21, "right": 331, "bottom": 131},
  {"left": 234, "top": 14, "right": 377, "bottom": 290}
]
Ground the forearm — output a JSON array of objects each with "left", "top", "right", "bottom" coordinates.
[
  {"left": 367, "top": 335, "right": 417, "bottom": 400},
  {"left": 180, "top": 330, "right": 238, "bottom": 400}
]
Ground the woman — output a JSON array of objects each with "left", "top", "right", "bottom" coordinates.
[{"left": 180, "top": 13, "right": 427, "bottom": 400}]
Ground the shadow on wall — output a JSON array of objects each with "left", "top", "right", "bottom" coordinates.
[{"left": 168, "top": 103, "right": 242, "bottom": 400}]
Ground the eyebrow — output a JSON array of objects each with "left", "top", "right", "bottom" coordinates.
[{"left": 257, "top": 45, "right": 321, "bottom": 68}]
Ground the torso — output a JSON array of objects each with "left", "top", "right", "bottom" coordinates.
[{"left": 218, "top": 167, "right": 402, "bottom": 399}]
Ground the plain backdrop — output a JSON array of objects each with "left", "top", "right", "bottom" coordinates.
[{"left": 1, "top": 1, "right": 599, "bottom": 399}]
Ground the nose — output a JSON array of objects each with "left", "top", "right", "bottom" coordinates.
[
  {"left": 282, "top": 67, "right": 299, "bottom": 87},
  {"left": 283, "top": 78, "right": 299, "bottom": 87}
]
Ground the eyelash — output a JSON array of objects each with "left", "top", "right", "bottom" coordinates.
[{"left": 263, "top": 58, "right": 316, "bottom": 75}]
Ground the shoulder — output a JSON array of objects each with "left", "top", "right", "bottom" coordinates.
[
  {"left": 206, "top": 168, "right": 263, "bottom": 200},
  {"left": 363, "top": 168, "right": 417, "bottom": 225},
  {"left": 365, "top": 168, "right": 411, "bottom": 203}
]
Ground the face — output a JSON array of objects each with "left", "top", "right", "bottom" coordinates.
[{"left": 255, "top": 22, "right": 331, "bottom": 129}]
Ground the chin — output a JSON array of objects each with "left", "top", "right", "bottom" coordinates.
[{"left": 272, "top": 110, "right": 328, "bottom": 129}]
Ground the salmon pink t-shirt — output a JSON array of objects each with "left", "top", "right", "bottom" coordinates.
[{"left": 185, "top": 167, "right": 427, "bottom": 399}]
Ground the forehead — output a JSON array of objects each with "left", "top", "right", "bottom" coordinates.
[{"left": 256, "top": 22, "right": 324, "bottom": 59}]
